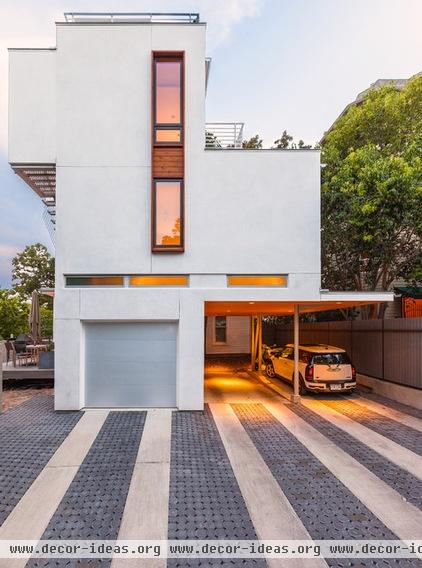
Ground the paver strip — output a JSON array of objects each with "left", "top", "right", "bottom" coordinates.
[
  {"left": 0, "top": 408, "right": 108, "bottom": 568},
  {"left": 168, "top": 405, "right": 265, "bottom": 567},
  {"left": 320, "top": 399, "right": 421, "bottom": 455},
  {"left": 361, "top": 393, "right": 422, "bottom": 420},
  {"left": 286, "top": 401, "right": 422, "bottom": 508},
  {"left": 0, "top": 396, "right": 82, "bottom": 527},
  {"left": 26, "top": 411, "right": 146, "bottom": 568},
  {"left": 263, "top": 402, "right": 422, "bottom": 544},
  {"left": 355, "top": 395, "right": 422, "bottom": 430},
  {"left": 112, "top": 409, "right": 172, "bottom": 568},
  {"left": 299, "top": 397, "right": 422, "bottom": 480},
  {"left": 234, "top": 402, "right": 421, "bottom": 568},
  {"left": 211, "top": 403, "right": 328, "bottom": 568}
]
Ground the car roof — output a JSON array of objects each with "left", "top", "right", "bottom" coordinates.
[{"left": 285, "top": 344, "right": 346, "bottom": 353}]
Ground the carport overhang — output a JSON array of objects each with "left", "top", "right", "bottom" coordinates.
[{"left": 204, "top": 291, "right": 393, "bottom": 403}]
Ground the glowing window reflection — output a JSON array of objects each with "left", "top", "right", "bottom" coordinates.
[
  {"left": 156, "top": 61, "right": 181, "bottom": 124},
  {"left": 155, "top": 181, "right": 182, "bottom": 247}
]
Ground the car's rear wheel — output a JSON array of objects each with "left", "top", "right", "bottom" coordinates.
[{"left": 266, "top": 362, "right": 276, "bottom": 378}]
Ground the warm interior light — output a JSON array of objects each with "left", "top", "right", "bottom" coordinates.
[
  {"left": 228, "top": 275, "right": 287, "bottom": 287},
  {"left": 130, "top": 275, "right": 188, "bottom": 286}
]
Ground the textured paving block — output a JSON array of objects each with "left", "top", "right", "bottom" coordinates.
[
  {"left": 0, "top": 395, "right": 82, "bottom": 527},
  {"left": 287, "top": 402, "right": 422, "bottom": 508},
  {"left": 361, "top": 394, "right": 422, "bottom": 420},
  {"left": 27, "top": 411, "right": 146, "bottom": 568},
  {"left": 321, "top": 399, "right": 421, "bottom": 455},
  {"left": 233, "top": 403, "right": 418, "bottom": 568},
  {"left": 168, "top": 406, "right": 264, "bottom": 567}
]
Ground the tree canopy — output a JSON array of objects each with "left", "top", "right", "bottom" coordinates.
[
  {"left": 0, "top": 289, "right": 29, "bottom": 339},
  {"left": 321, "top": 75, "right": 422, "bottom": 310},
  {"left": 12, "top": 243, "right": 55, "bottom": 298}
]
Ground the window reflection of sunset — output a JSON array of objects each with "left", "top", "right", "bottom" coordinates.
[
  {"left": 155, "top": 181, "right": 181, "bottom": 246},
  {"left": 156, "top": 62, "right": 181, "bottom": 124}
]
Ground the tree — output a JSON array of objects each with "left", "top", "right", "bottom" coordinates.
[
  {"left": 273, "top": 130, "right": 313, "bottom": 149},
  {"left": 0, "top": 289, "right": 29, "bottom": 339},
  {"left": 40, "top": 305, "right": 54, "bottom": 338},
  {"left": 242, "top": 134, "right": 263, "bottom": 149},
  {"left": 274, "top": 130, "right": 293, "bottom": 149},
  {"left": 321, "top": 76, "right": 422, "bottom": 317},
  {"left": 12, "top": 243, "right": 55, "bottom": 299}
]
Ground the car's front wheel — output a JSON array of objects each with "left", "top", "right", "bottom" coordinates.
[{"left": 266, "top": 362, "right": 276, "bottom": 378}]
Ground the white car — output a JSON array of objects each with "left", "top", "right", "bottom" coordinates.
[{"left": 265, "top": 344, "right": 356, "bottom": 395}]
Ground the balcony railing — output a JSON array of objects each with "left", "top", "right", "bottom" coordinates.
[
  {"left": 64, "top": 12, "right": 200, "bottom": 23},
  {"left": 205, "top": 122, "right": 244, "bottom": 149}
]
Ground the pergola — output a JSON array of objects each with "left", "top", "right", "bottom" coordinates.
[{"left": 205, "top": 292, "right": 393, "bottom": 402}]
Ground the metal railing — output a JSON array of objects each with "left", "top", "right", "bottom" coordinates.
[
  {"left": 64, "top": 12, "right": 200, "bottom": 23},
  {"left": 205, "top": 122, "right": 245, "bottom": 149}
]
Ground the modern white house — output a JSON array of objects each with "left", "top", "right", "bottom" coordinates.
[{"left": 8, "top": 12, "right": 392, "bottom": 410}]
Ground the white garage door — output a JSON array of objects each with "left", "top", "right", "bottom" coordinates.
[{"left": 85, "top": 322, "right": 177, "bottom": 407}]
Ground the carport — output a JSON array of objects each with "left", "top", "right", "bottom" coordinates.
[{"left": 205, "top": 293, "right": 392, "bottom": 402}]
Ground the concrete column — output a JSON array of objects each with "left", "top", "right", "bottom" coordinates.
[
  {"left": 257, "top": 315, "right": 263, "bottom": 372},
  {"left": 291, "top": 304, "right": 301, "bottom": 404},
  {"left": 178, "top": 292, "right": 204, "bottom": 410}
]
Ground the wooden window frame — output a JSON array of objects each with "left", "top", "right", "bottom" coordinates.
[
  {"left": 152, "top": 51, "right": 185, "bottom": 254},
  {"left": 151, "top": 178, "right": 185, "bottom": 253},
  {"left": 152, "top": 54, "right": 184, "bottom": 146}
]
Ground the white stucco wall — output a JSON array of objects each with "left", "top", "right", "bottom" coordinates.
[{"left": 8, "top": 49, "right": 56, "bottom": 164}]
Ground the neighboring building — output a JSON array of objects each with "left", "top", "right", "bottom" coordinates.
[
  {"left": 205, "top": 316, "right": 250, "bottom": 357},
  {"left": 8, "top": 12, "right": 390, "bottom": 410}
]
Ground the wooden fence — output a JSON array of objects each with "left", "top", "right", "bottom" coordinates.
[{"left": 263, "top": 317, "right": 422, "bottom": 390}]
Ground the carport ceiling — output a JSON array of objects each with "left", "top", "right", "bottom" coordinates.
[{"left": 204, "top": 300, "right": 382, "bottom": 316}]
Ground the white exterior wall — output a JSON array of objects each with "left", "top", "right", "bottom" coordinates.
[
  {"left": 10, "top": 22, "right": 322, "bottom": 410},
  {"left": 206, "top": 316, "right": 250, "bottom": 356},
  {"left": 8, "top": 49, "right": 56, "bottom": 164}
]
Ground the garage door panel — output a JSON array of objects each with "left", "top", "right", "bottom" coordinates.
[
  {"left": 85, "top": 323, "right": 177, "bottom": 407},
  {"left": 88, "top": 341, "right": 176, "bottom": 364}
]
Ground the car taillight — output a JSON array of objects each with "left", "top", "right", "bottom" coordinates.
[
  {"left": 305, "top": 364, "right": 314, "bottom": 381},
  {"left": 351, "top": 365, "right": 356, "bottom": 380}
]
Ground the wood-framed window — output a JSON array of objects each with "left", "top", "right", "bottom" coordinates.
[
  {"left": 152, "top": 51, "right": 185, "bottom": 253},
  {"left": 152, "top": 179, "right": 184, "bottom": 252},
  {"left": 153, "top": 55, "right": 184, "bottom": 145}
]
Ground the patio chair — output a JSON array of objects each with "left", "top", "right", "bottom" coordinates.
[{"left": 10, "top": 342, "right": 31, "bottom": 367}]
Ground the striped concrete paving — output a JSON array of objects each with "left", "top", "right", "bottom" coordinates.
[{"left": 0, "top": 379, "right": 420, "bottom": 568}]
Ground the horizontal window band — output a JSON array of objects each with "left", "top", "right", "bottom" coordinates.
[
  {"left": 227, "top": 275, "right": 288, "bottom": 287},
  {"left": 66, "top": 276, "right": 124, "bottom": 287},
  {"left": 65, "top": 275, "right": 189, "bottom": 287},
  {"left": 130, "top": 275, "right": 188, "bottom": 286}
]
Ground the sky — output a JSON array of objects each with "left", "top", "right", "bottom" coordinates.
[{"left": 0, "top": 0, "right": 421, "bottom": 288}]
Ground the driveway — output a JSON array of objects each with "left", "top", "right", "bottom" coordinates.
[{"left": 0, "top": 371, "right": 420, "bottom": 567}]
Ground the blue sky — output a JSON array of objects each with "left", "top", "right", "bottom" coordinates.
[{"left": 1, "top": 0, "right": 421, "bottom": 287}]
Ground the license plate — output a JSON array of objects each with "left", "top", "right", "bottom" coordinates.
[{"left": 329, "top": 384, "right": 342, "bottom": 391}]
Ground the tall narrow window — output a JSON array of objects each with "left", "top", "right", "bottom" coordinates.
[
  {"left": 154, "top": 57, "right": 183, "bottom": 144},
  {"left": 215, "top": 316, "right": 227, "bottom": 344},
  {"left": 152, "top": 180, "right": 183, "bottom": 251},
  {"left": 152, "top": 52, "right": 185, "bottom": 253}
]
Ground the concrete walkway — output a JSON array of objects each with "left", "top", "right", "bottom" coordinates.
[{"left": 0, "top": 371, "right": 420, "bottom": 567}]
